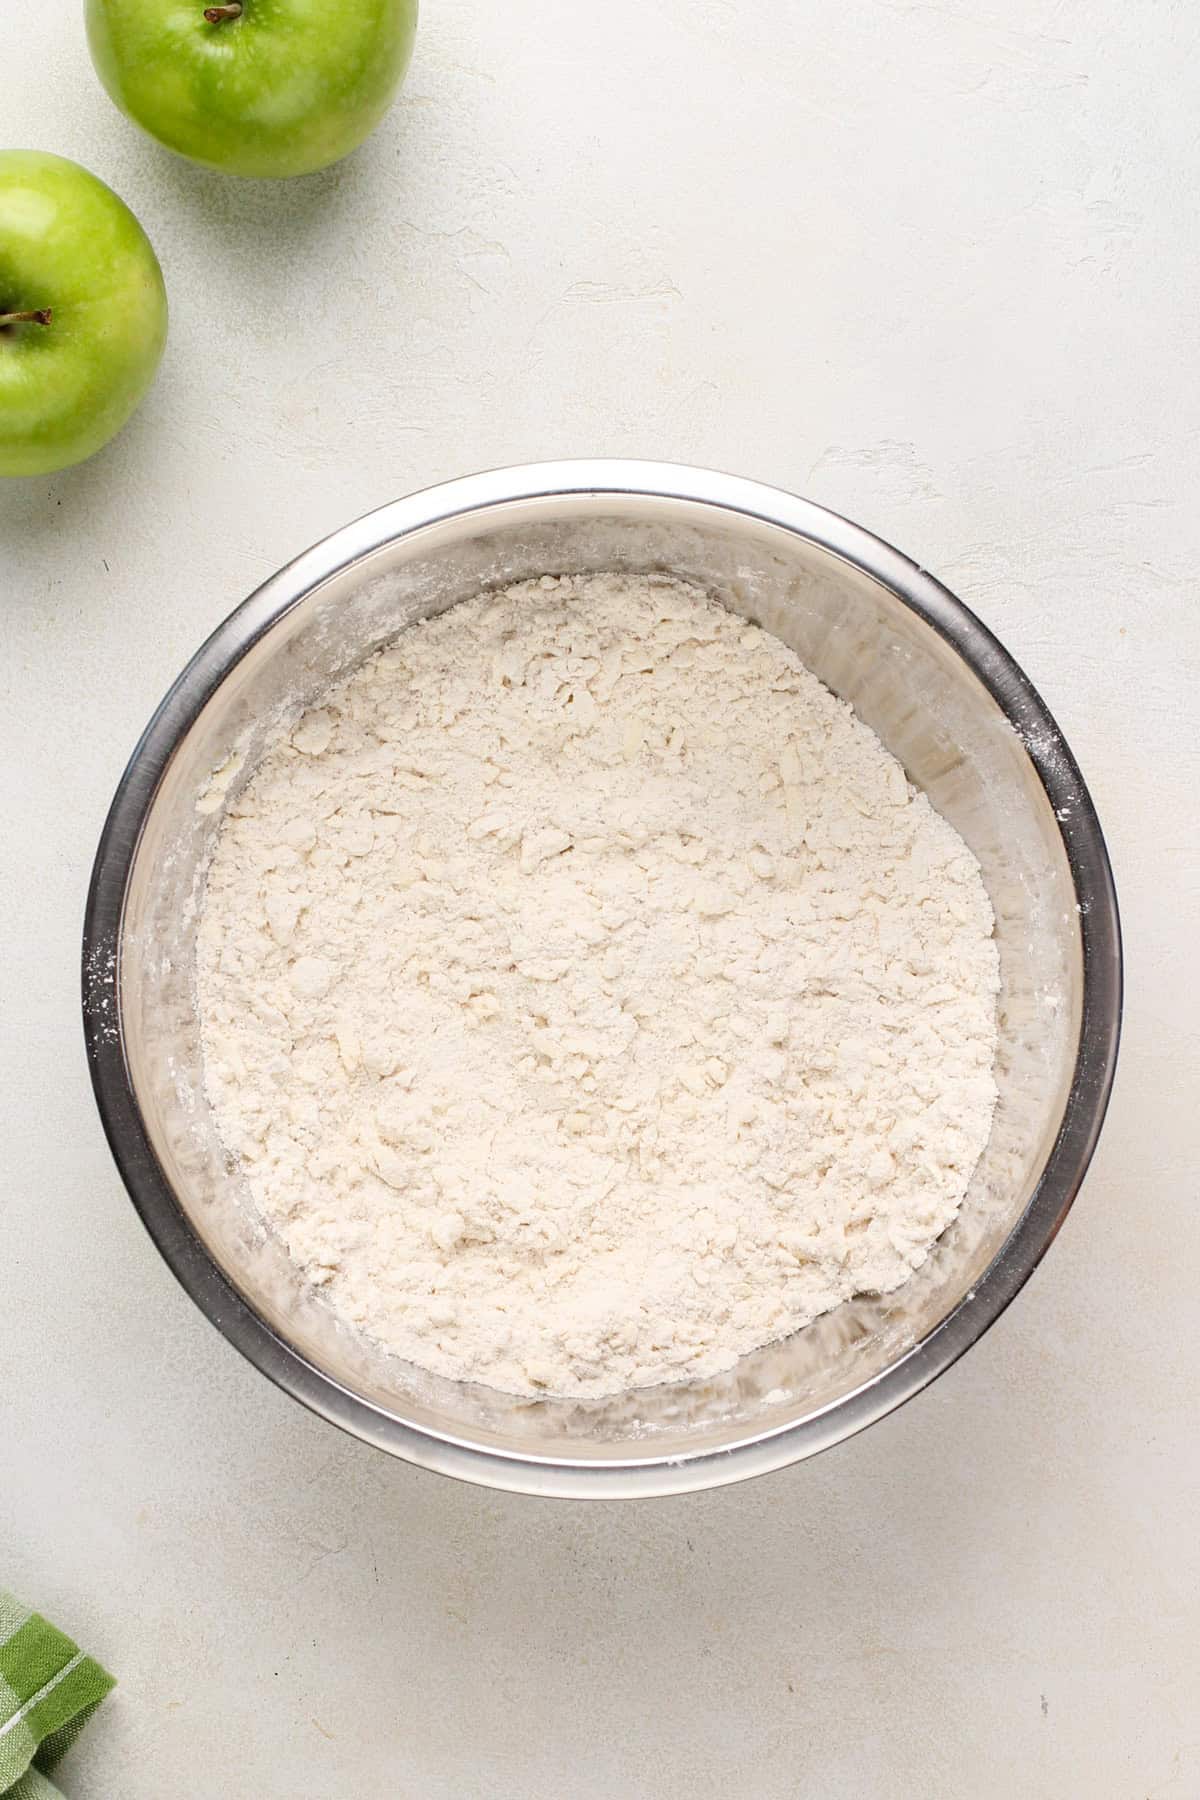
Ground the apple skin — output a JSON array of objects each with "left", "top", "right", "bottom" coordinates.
[
  {"left": 0, "top": 151, "right": 167, "bottom": 478},
  {"left": 86, "top": 0, "right": 419, "bottom": 180}
]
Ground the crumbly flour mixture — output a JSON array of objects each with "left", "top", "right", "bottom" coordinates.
[{"left": 196, "top": 573, "right": 999, "bottom": 1398}]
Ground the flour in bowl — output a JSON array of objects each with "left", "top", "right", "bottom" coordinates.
[{"left": 195, "top": 572, "right": 999, "bottom": 1398}]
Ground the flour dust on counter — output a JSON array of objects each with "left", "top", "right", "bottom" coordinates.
[{"left": 195, "top": 572, "right": 1000, "bottom": 1398}]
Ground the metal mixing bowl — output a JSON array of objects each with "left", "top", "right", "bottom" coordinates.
[{"left": 82, "top": 460, "right": 1121, "bottom": 1497}]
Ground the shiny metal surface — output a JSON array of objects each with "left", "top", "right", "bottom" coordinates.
[{"left": 82, "top": 461, "right": 1122, "bottom": 1497}]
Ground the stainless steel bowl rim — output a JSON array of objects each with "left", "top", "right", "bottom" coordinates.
[{"left": 82, "top": 460, "right": 1122, "bottom": 1497}]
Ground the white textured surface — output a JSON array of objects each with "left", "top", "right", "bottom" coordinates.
[{"left": 1, "top": 2, "right": 1196, "bottom": 1795}]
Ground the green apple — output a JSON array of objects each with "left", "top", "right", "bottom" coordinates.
[
  {"left": 86, "top": 0, "right": 419, "bottom": 180},
  {"left": 0, "top": 152, "right": 167, "bottom": 479}
]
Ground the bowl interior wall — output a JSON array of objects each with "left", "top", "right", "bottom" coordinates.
[{"left": 118, "top": 494, "right": 1079, "bottom": 1458}]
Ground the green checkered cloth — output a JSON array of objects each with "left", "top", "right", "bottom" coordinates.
[{"left": 0, "top": 1593, "right": 114, "bottom": 1799}]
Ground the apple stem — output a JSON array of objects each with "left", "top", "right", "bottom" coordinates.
[
  {"left": 0, "top": 308, "right": 52, "bottom": 328},
  {"left": 203, "top": 1, "right": 242, "bottom": 19}
]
